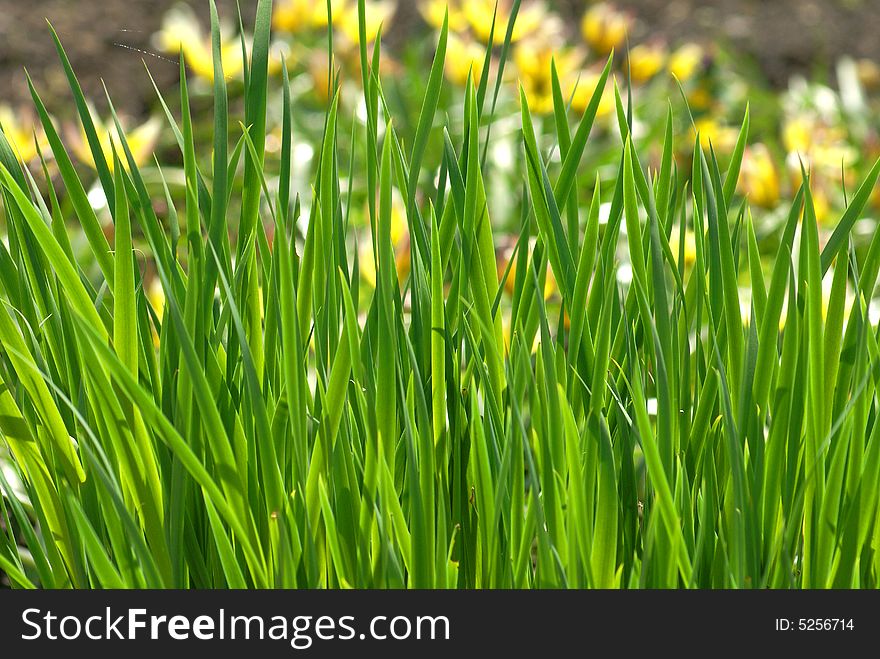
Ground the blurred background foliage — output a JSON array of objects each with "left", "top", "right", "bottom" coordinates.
[{"left": 2, "top": 0, "right": 880, "bottom": 311}]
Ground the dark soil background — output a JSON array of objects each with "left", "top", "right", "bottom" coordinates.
[
  {"left": 0, "top": 0, "right": 243, "bottom": 117},
  {"left": 614, "top": 0, "right": 880, "bottom": 87},
  {"left": 1, "top": 0, "right": 880, "bottom": 117}
]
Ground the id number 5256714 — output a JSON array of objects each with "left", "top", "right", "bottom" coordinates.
[{"left": 775, "top": 618, "right": 854, "bottom": 631}]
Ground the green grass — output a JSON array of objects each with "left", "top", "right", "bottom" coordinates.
[{"left": 1, "top": 0, "right": 880, "bottom": 588}]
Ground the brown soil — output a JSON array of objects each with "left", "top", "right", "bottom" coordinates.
[
  {"left": 613, "top": 0, "right": 880, "bottom": 87},
  {"left": 0, "top": 0, "right": 242, "bottom": 118},
  {"left": 1, "top": 0, "right": 880, "bottom": 119}
]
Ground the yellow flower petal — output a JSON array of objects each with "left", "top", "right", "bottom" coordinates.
[
  {"left": 72, "top": 106, "right": 161, "bottom": 172},
  {"left": 738, "top": 143, "right": 780, "bottom": 209},
  {"left": 581, "top": 2, "right": 631, "bottom": 55},
  {"left": 273, "top": 0, "right": 347, "bottom": 32},
  {"left": 0, "top": 105, "right": 45, "bottom": 164},
  {"left": 419, "top": 0, "right": 468, "bottom": 33},
  {"left": 567, "top": 69, "right": 614, "bottom": 117},
  {"left": 782, "top": 116, "right": 812, "bottom": 154},
  {"left": 154, "top": 5, "right": 244, "bottom": 82},
  {"left": 628, "top": 42, "right": 667, "bottom": 84},
  {"left": 445, "top": 33, "right": 485, "bottom": 86},
  {"left": 337, "top": 1, "right": 396, "bottom": 45},
  {"left": 668, "top": 43, "right": 703, "bottom": 82},
  {"left": 692, "top": 118, "right": 737, "bottom": 154},
  {"left": 668, "top": 229, "right": 697, "bottom": 268},
  {"left": 464, "top": 0, "right": 544, "bottom": 44},
  {"left": 515, "top": 36, "right": 582, "bottom": 116}
]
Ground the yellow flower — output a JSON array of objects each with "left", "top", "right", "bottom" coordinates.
[
  {"left": 628, "top": 42, "right": 667, "bottom": 84},
  {"left": 445, "top": 33, "right": 486, "bottom": 86},
  {"left": 812, "top": 188, "right": 831, "bottom": 225},
  {"left": 337, "top": 1, "right": 396, "bottom": 45},
  {"left": 515, "top": 37, "right": 582, "bottom": 115},
  {"left": 148, "top": 277, "right": 165, "bottom": 323},
  {"left": 668, "top": 43, "right": 704, "bottom": 82},
  {"left": 581, "top": 3, "right": 631, "bottom": 55},
  {"left": 464, "top": 0, "right": 545, "bottom": 44},
  {"left": 497, "top": 239, "right": 557, "bottom": 300},
  {"left": 692, "top": 118, "right": 737, "bottom": 154},
  {"left": 272, "top": 0, "right": 346, "bottom": 33},
  {"left": 0, "top": 105, "right": 47, "bottom": 164},
  {"left": 782, "top": 115, "right": 812, "bottom": 154},
  {"left": 871, "top": 175, "right": 880, "bottom": 211},
  {"left": 419, "top": 0, "right": 468, "bottom": 33},
  {"left": 359, "top": 189, "right": 410, "bottom": 287},
  {"left": 783, "top": 113, "right": 854, "bottom": 172},
  {"left": 738, "top": 143, "right": 780, "bottom": 209},
  {"left": 308, "top": 51, "right": 334, "bottom": 103},
  {"left": 668, "top": 229, "right": 697, "bottom": 269},
  {"left": 784, "top": 152, "right": 838, "bottom": 225},
  {"left": 395, "top": 240, "right": 412, "bottom": 284},
  {"left": 71, "top": 107, "right": 162, "bottom": 172},
  {"left": 543, "top": 267, "right": 557, "bottom": 300},
  {"left": 782, "top": 112, "right": 856, "bottom": 224},
  {"left": 811, "top": 144, "right": 857, "bottom": 173},
  {"left": 147, "top": 277, "right": 166, "bottom": 348},
  {"left": 357, "top": 246, "right": 377, "bottom": 287},
  {"left": 567, "top": 68, "right": 614, "bottom": 117},
  {"left": 154, "top": 5, "right": 244, "bottom": 82}
]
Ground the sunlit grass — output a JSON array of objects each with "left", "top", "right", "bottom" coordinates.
[{"left": 1, "top": 0, "right": 880, "bottom": 589}]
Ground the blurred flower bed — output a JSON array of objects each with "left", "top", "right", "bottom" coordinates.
[{"left": 4, "top": 0, "right": 880, "bottom": 302}]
